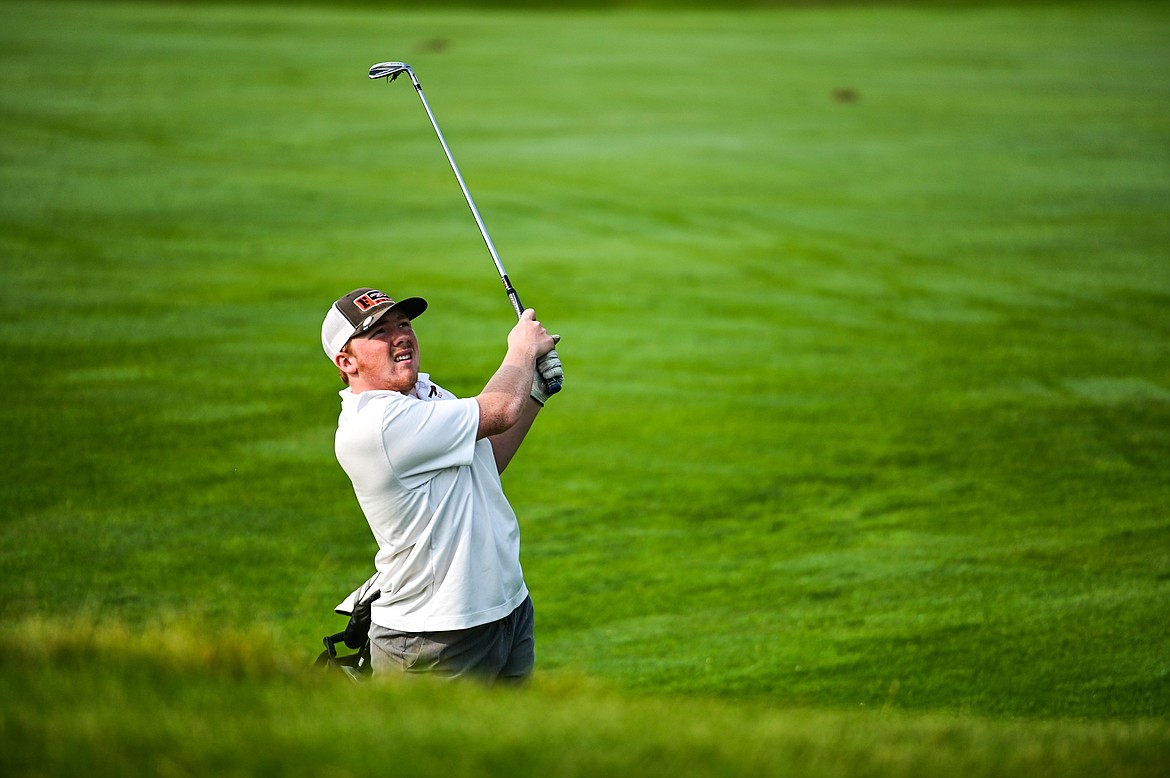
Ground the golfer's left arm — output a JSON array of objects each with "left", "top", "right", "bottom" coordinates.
[
  {"left": 489, "top": 396, "right": 542, "bottom": 474},
  {"left": 489, "top": 342, "right": 563, "bottom": 474}
]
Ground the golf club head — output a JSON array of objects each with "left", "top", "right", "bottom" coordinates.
[{"left": 369, "top": 62, "right": 413, "bottom": 81}]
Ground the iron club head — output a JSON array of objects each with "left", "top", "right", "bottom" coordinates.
[{"left": 369, "top": 62, "right": 413, "bottom": 81}]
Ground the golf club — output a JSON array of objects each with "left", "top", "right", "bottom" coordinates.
[{"left": 369, "top": 61, "right": 562, "bottom": 395}]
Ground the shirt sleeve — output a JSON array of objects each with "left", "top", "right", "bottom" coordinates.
[{"left": 379, "top": 395, "right": 479, "bottom": 488}]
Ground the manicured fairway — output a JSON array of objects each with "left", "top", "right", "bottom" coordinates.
[{"left": 1, "top": 0, "right": 1168, "bottom": 773}]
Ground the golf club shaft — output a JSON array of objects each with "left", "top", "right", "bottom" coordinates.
[
  {"left": 402, "top": 69, "right": 527, "bottom": 319},
  {"left": 371, "top": 62, "right": 561, "bottom": 395}
]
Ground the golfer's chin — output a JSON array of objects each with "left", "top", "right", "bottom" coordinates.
[{"left": 389, "top": 364, "right": 419, "bottom": 395}]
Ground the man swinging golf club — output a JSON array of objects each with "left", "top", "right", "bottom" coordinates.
[{"left": 322, "top": 287, "right": 563, "bottom": 682}]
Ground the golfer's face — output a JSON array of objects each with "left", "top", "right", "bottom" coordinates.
[{"left": 348, "top": 311, "right": 420, "bottom": 393}]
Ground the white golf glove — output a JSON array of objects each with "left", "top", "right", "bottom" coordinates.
[{"left": 531, "top": 339, "right": 563, "bottom": 406}]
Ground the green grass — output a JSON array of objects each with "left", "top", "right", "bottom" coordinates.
[
  {"left": 3, "top": 619, "right": 1168, "bottom": 777},
  {"left": 2, "top": 0, "right": 1169, "bottom": 773}
]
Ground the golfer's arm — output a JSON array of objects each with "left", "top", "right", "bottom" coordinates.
[
  {"left": 488, "top": 397, "right": 541, "bottom": 474},
  {"left": 475, "top": 358, "right": 535, "bottom": 440}
]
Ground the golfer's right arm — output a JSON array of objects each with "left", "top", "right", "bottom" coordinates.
[{"left": 476, "top": 309, "right": 554, "bottom": 439}]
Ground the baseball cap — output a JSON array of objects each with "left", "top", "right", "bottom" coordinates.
[{"left": 321, "top": 287, "right": 428, "bottom": 361}]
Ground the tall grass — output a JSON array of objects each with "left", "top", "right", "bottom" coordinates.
[{"left": 2, "top": 620, "right": 1167, "bottom": 777}]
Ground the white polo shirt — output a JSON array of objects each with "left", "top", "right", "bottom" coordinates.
[{"left": 334, "top": 373, "right": 528, "bottom": 633}]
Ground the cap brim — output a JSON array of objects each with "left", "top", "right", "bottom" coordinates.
[{"left": 350, "top": 296, "right": 428, "bottom": 338}]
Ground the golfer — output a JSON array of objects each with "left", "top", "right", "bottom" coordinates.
[{"left": 321, "top": 287, "right": 562, "bottom": 683}]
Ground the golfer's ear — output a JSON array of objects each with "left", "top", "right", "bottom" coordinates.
[{"left": 335, "top": 351, "right": 357, "bottom": 377}]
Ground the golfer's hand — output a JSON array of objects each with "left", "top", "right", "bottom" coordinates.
[
  {"left": 531, "top": 338, "right": 563, "bottom": 405},
  {"left": 508, "top": 309, "right": 556, "bottom": 361}
]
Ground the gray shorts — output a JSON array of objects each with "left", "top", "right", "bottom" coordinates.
[{"left": 369, "top": 596, "right": 535, "bottom": 684}]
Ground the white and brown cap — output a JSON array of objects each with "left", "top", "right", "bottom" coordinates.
[{"left": 321, "top": 287, "right": 427, "bottom": 361}]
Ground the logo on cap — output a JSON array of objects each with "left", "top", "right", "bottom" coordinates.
[{"left": 354, "top": 291, "right": 393, "bottom": 312}]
